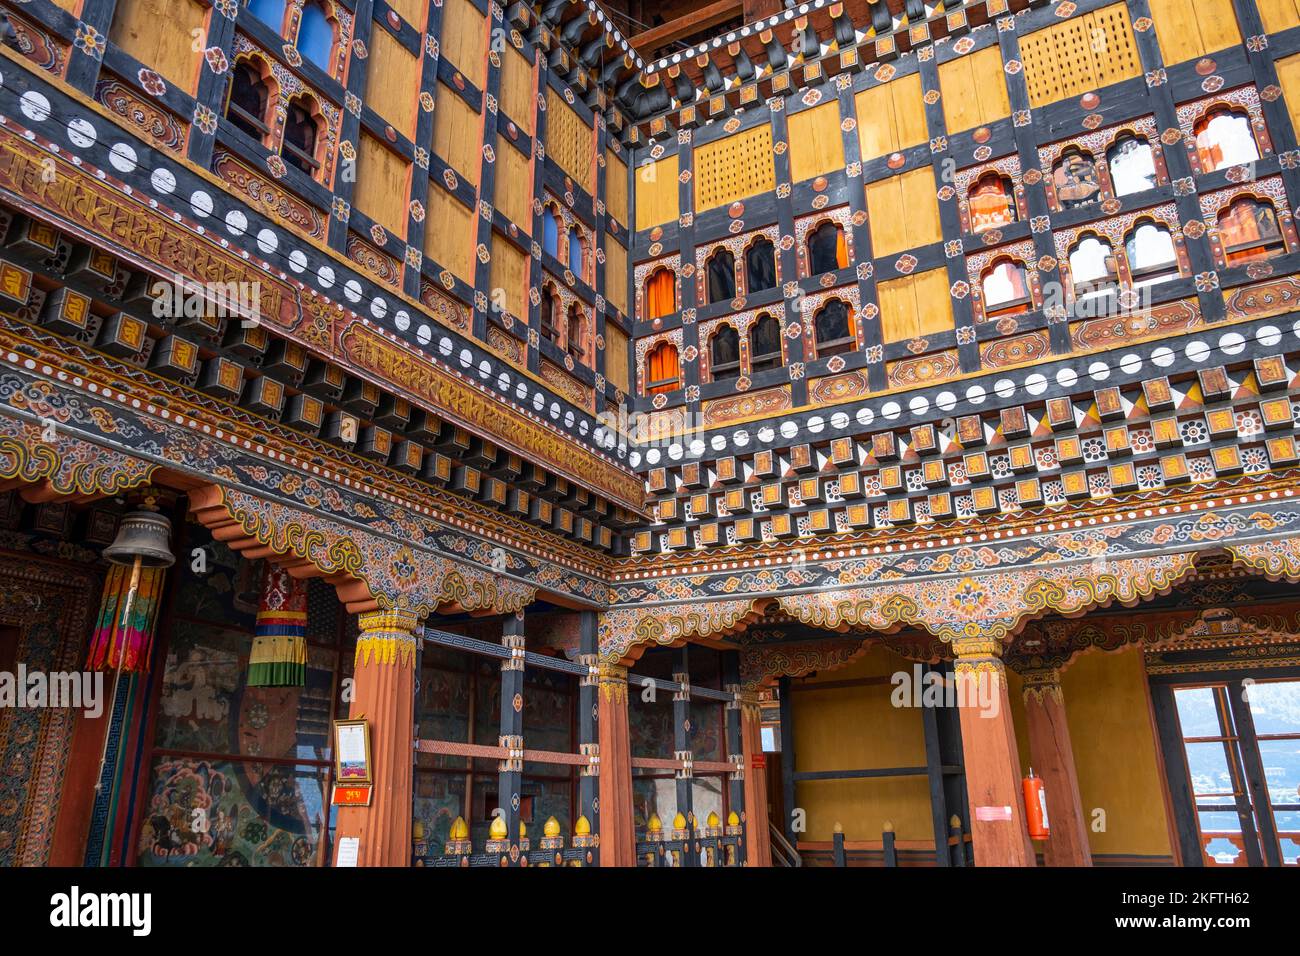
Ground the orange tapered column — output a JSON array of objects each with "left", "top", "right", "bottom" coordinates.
[
  {"left": 334, "top": 609, "right": 418, "bottom": 867},
  {"left": 740, "top": 694, "right": 772, "bottom": 866},
  {"left": 953, "top": 635, "right": 1035, "bottom": 867},
  {"left": 597, "top": 663, "right": 636, "bottom": 866},
  {"left": 1022, "top": 668, "right": 1092, "bottom": 867}
]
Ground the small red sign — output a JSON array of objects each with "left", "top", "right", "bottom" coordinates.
[
  {"left": 332, "top": 784, "right": 373, "bottom": 807},
  {"left": 752, "top": 755, "right": 767, "bottom": 770}
]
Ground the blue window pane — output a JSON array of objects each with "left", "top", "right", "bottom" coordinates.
[
  {"left": 1256, "top": 738, "right": 1300, "bottom": 805},
  {"left": 1185, "top": 741, "right": 1234, "bottom": 797},
  {"left": 568, "top": 235, "right": 583, "bottom": 276},
  {"left": 297, "top": 4, "right": 334, "bottom": 69},
  {"left": 542, "top": 211, "right": 558, "bottom": 258},
  {"left": 1174, "top": 686, "right": 1221, "bottom": 737},
  {"left": 247, "top": 0, "right": 285, "bottom": 30},
  {"left": 1246, "top": 680, "right": 1300, "bottom": 735}
]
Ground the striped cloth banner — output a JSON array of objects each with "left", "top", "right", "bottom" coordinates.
[
  {"left": 248, "top": 563, "right": 308, "bottom": 687},
  {"left": 86, "top": 562, "right": 165, "bottom": 673}
]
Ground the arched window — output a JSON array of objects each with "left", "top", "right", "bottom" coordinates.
[
  {"left": 645, "top": 267, "right": 676, "bottom": 319},
  {"left": 542, "top": 207, "right": 559, "bottom": 258},
  {"left": 540, "top": 285, "right": 561, "bottom": 345},
  {"left": 567, "top": 226, "right": 585, "bottom": 278},
  {"left": 248, "top": 0, "right": 286, "bottom": 31},
  {"left": 1068, "top": 235, "right": 1118, "bottom": 299},
  {"left": 296, "top": 1, "right": 336, "bottom": 71},
  {"left": 746, "top": 237, "right": 776, "bottom": 293},
  {"left": 812, "top": 299, "right": 856, "bottom": 358},
  {"left": 749, "top": 313, "right": 782, "bottom": 373},
  {"left": 1052, "top": 149, "right": 1100, "bottom": 209},
  {"left": 1195, "top": 108, "right": 1259, "bottom": 173},
  {"left": 646, "top": 341, "right": 681, "bottom": 394},
  {"left": 1217, "top": 197, "right": 1286, "bottom": 265},
  {"left": 1125, "top": 221, "right": 1179, "bottom": 289},
  {"left": 1107, "top": 135, "right": 1157, "bottom": 197},
  {"left": 981, "top": 259, "right": 1032, "bottom": 318},
  {"left": 709, "top": 324, "right": 740, "bottom": 380},
  {"left": 282, "top": 95, "right": 322, "bottom": 176},
  {"left": 969, "top": 172, "right": 1015, "bottom": 233},
  {"left": 227, "top": 59, "right": 272, "bottom": 143},
  {"left": 808, "top": 222, "right": 847, "bottom": 275},
  {"left": 566, "top": 303, "right": 586, "bottom": 363},
  {"left": 706, "top": 248, "right": 736, "bottom": 304}
]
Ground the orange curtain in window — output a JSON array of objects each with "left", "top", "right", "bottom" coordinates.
[
  {"left": 836, "top": 230, "right": 848, "bottom": 269},
  {"left": 646, "top": 269, "right": 676, "bottom": 319},
  {"left": 1219, "top": 200, "right": 1281, "bottom": 264},
  {"left": 970, "top": 181, "right": 1012, "bottom": 232},
  {"left": 647, "top": 343, "right": 680, "bottom": 394}
]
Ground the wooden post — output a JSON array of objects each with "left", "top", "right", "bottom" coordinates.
[
  {"left": 1021, "top": 667, "right": 1092, "bottom": 867},
  {"left": 740, "top": 692, "right": 772, "bottom": 866},
  {"left": 778, "top": 675, "right": 798, "bottom": 847},
  {"left": 577, "top": 611, "right": 600, "bottom": 865},
  {"left": 722, "top": 652, "right": 748, "bottom": 867},
  {"left": 882, "top": 823, "right": 898, "bottom": 868},
  {"left": 497, "top": 612, "right": 526, "bottom": 866},
  {"left": 952, "top": 635, "right": 1035, "bottom": 867},
  {"left": 597, "top": 661, "right": 636, "bottom": 866},
  {"left": 672, "top": 645, "right": 696, "bottom": 865},
  {"left": 832, "top": 825, "right": 846, "bottom": 867},
  {"left": 334, "top": 608, "right": 419, "bottom": 867}
]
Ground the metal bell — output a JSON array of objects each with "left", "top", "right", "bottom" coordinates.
[{"left": 103, "top": 510, "right": 176, "bottom": 568}]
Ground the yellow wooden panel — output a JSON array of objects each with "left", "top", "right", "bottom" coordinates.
[
  {"left": 1087, "top": 2, "right": 1143, "bottom": 87},
  {"left": 441, "top": 0, "right": 487, "bottom": 89},
  {"left": 386, "top": 0, "right": 426, "bottom": 27},
  {"left": 892, "top": 73, "right": 929, "bottom": 151},
  {"left": 866, "top": 175, "right": 906, "bottom": 256},
  {"left": 605, "top": 148, "right": 628, "bottom": 226},
  {"left": 1258, "top": 0, "right": 1300, "bottom": 33},
  {"left": 1191, "top": 0, "right": 1243, "bottom": 55},
  {"left": 494, "top": 142, "right": 532, "bottom": 231},
  {"left": 366, "top": 26, "right": 420, "bottom": 140},
  {"left": 1021, "top": 4, "right": 1141, "bottom": 107},
  {"left": 939, "top": 55, "right": 982, "bottom": 134},
  {"left": 432, "top": 82, "right": 482, "bottom": 186},
  {"left": 604, "top": 322, "right": 630, "bottom": 395},
  {"left": 425, "top": 186, "right": 475, "bottom": 283},
  {"left": 499, "top": 43, "right": 535, "bottom": 135},
  {"left": 970, "top": 45, "right": 1011, "bottom": 126},
  {"left": 787, "top": 102, "right": 845, "bottom": 184},
  {"left": 1150, "top": 0, "right": 1240, "bottom": 65},
  {"left": 603, "top": 235, "right": 628, "bottom": 316},
  {"left": 545, "top": 87, "right": 594, "bottom": 194},
  {"left": 110, "top": 0, "right": 207, "bottom": 94},
  {"left": 49, "top": 0, "right": 80, "bottom": 11},
  {"left": 876, "top": 274, "right": 918, "bottom": 343},
  {"left": 900, "top": 168, "right": 941, "bottom": 250},
  {"left": 855, "top": 84, "right": 898, "bottom": 160},
  {"left": 354, "top": 133, "right": 410, "bottom": 239},
  {"left": 489, "top": 234, "right": 527, "bottom": 320},
  {"left": 633, "top": 154, "right": 679, "bottom": 231},
  {"left": 693, "top": 125, "right": 776, "bottom": 211},
  {"left": 1276, "top": 52, "right": 1300, "bottom": 139},
  {"left": 912, "top": 268, "right": 954, "bottom": 336}
]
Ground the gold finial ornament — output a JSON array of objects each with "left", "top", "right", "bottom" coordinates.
[
  {"left": 489, "top": 815, "right": 508, "bottom": 839},
  {"left": 544, "top": 816, "right": 561, "bottom": 838},
  {"left": 444, "top": 815, "right": 472, "bottom": 855}
]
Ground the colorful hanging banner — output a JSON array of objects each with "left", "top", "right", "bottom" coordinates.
[
  {"left": 86, "top": 562, "right": 166, "bottom": 673},
  {"left": 248, "top": 563, "right": 308, "bottom": 687}
]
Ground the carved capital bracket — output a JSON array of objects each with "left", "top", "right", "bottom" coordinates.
[
  {"left": 597, "top": 597, "right": 766, "bottom": 662},
  {"left": 0, "top": 414, "right": 156, "bottom": 500}
]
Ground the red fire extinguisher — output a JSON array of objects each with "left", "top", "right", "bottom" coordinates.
[{"left": 1023, "top": 768, "right": 1051, "bottom": 841}]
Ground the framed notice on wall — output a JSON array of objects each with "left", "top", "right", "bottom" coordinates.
[{"left": 333, "top": 719, "right": 372, "bottom": 786}]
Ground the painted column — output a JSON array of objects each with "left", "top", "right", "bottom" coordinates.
[
  {"left": 952, "top": 635, "right": 1035, "bottom": 867},
  {"left": 495, "top": 612, "right": 526, "bottom": 866},
  {"left": 739, "top": 692, "right": 772, "bottom": 867},
  {"left": 1021, "top": 668, "right": 1092, "bottom": 867},
  {"left": 596, "top": 661, "right": 635, "bottom": 866},
  {"left": 671, "top": 645, "right": 696, "bottom": 864},
  {"left": 334, "top": 608, "right": 419, "bottom": 867},
  {"left": 576, "top": 612, "right": 600, "bottom": 865}
]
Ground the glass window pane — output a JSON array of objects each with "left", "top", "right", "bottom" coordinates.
[
  {"left": 1246, "top": 680, "right": 1300, "bottom": 735},
  {"left": 1174, "top": 686, "right": 1222, "bottom": 737},
  {"left": 1184, "top": 740, "right": 1236, "bottom": 797},
  {"left": 1255, "top": 738, "right": 1300, "bottom": 806}
]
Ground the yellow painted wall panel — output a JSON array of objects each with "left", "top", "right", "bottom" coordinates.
[
  {"left": 634, "top": 154, "right": 679, "bottom": 231},
  {"left": 499, "top": 44, "right": 535, "bottom": 135},
  {"left": 604, "top": 235, "right": 628, "bottom": 316},
  {"left": 489, "top": 235, "right": 527, "bottom": 320},
  {"left": 441, "top": 0, "right": 487, "bottom": 89},
  {"left": 893, "top": 73, "right": 929, "bottom": 151},
  {"left": 386, "top": 0, "right": 426, "bottom": 26},
  {"left": 605, "top": 149, "right": 628, "bottom": 226},
  {"left": 604, "top": 322, "right": 630, "bottom": 396},
  {"left": 354, "top": 133, "right": 410, "bottom": 239},
  {"left": 1009, "top": 646, "right": 1173, "bottom": 859},
  {"left": 693, "top": 125, "right": 776, "bottom": 211},
  {"left": 1275, "top": 52, "right": 1300, "bottom": 140},
  {"left": 787, "top": 102, "right": 845, "bottom": 184},
  {"left": 110, "top": 0, "right": 207, "bottom": 94},
  {"left": 970, "top": 45, "right": 1011, "bottom": 127},
  {"left": 545, "top": 87, "right": 594, "bottom": 194},
  {"left": 901, "top": 167, "right": 942, "bottom": 250},
  {"left": 855, "top": 84, "right": 898, "bottom": 160},
  {"left": 424, "top": 186, "right": 476, "bottom": 283},
  {"left": 1258, "top": 0, "right": 1300, "bottom": 33},
  {"left": 877, "top": 274, "right": 919, "bottom": 343},
  {"left": 493, "top": 142, "right": 532, "bottom": 231},
  {"left": 914, "top": 268, "right": 955, "bottom": 336},
  {"left": 939, "top": 55, "right": 983, "bottom": 135},
  {"left": 366, "top": 26, "right": 420, "bottom": 140},
  {"left": 1020, "top": 4, "right": 1140, "bottom": 107},
  {"left": 792, "top": 648, "right": 933, "bottom": 841},
  {"left": 432, "top": 82, "right": 482, "bottom": 187}
]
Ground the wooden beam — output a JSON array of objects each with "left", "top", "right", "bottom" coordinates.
[{"left": 629, "top": 0, "right": 743, "bottom": 52}]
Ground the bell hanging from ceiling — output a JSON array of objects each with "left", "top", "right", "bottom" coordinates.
[{"left": 103, "top": 509, "right": 176, "bottom": 569}]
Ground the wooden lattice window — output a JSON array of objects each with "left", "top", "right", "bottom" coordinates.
[
  {"left": 693, "top": 125, "right": 776, "bottom": 213},
  {"left": 1019, "top": 3, "right": 1141, "bottom": 108}
]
